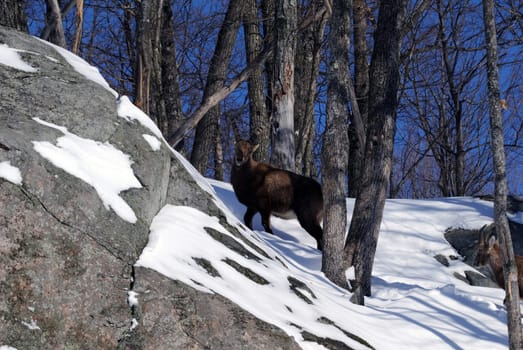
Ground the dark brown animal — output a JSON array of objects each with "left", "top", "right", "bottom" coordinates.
[
  {"left": 475, "top": 227, "right": 523, "bottom": 296},
  {"left": 230, "top": 140, "right": 323, "bottom": 250}
]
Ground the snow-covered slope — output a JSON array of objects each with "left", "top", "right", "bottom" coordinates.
[{"left": 137, "top": 161, "right": 510, "bottom": 349}]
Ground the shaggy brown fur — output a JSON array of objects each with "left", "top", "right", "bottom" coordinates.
[
  {"left": 231, "top": 140, "right": 323, "bottom": 250},
  {"left": 475, "top": 228, "right": 523, "bottom": 296}
]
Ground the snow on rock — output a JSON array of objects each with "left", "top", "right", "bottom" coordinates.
[
  {"left": 0, "top": 44, "right": 37, "bottom": 72},
  {"left": 21, "top": 317, "right": 40, "bottom": 331},
  {"left": 38, "top": 39, "right": 118, "bottom": 97},
  {"left": 142, "top": 134, "right": 162, "bottom": 151},
  {"left": 31, "top": 117, "right": 142, "bottom": 223},
  {"left": 127, "top": 291, "right": 139, "bottom": 307},
  {"left": 117, "top": 96, "right": 163, "bottom": 138},
  {"left": 0, "top": 161, "right": 23, "bottom": 185}
]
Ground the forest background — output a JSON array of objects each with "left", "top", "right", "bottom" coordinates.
[{"left": 11, "top": 0, "right": 523, "bottom": 199}]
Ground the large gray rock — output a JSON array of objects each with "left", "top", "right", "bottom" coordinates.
[
  {"left": 119, "top": 266, "right": 301, "bottom": 350},
  {"left": 0, "top": 26, "right": 301, "bottom": 349}
]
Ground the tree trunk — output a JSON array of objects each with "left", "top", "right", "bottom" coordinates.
[
  {"left": 348, "top": 0, "right": 368, "bottom": 197},
  {"left": 72, "top": 0, "right": 84, "bottom": 54},
  {"left": 271, "top": 0, "right": 297, "bottom": 172},
  {"left": 191, "top": 0, "right": 244, "bottom": 176},
  {"left": 0, "top": 0, "right": 27, "bottom": 32},
  {"left": 134, "top": 0, "right": 164, "bottom": 124},
  {"left": 161, "top": 1, "right": 184, "bottom": 152},
  {"left": 321, "top": 0, "right": 349, "bottom": 289},
  {"left": 345, "top": 0, "right": 406, "bottom": 304},
  {"left": 244, "top": 0, "right": 270, "bottom": 163},
  {"left": 262, "top": 0, "right": 275, "bottom": 141},
  {"left": 482, "top": 0, "right": 523, "bottom": 347},
  {"left": 122, "top": 3, "right": 136, "bottom": 84},
  {"left": 295, "top": 0, "right": 327, "bottom": 177},
  {"left": 42, "top": 0, "right": 66, "bottom": 47}
]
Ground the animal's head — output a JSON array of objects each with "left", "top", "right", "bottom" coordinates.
[
  {"left": 234, "top": 140, "right": 259, "bottom": 167},
  {"left": 475, "top": 228, "right": 499, "bottom": 266}
]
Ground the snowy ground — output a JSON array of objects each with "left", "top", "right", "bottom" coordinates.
[{"left": 137, "top": 151, "right": 516, "bottom": 350}]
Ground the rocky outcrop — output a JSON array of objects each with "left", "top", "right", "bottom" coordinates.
[
  {"left": 444, "top": 219, "right": 523, "bottom": 289},
  {"left": 0, "top": 26, "right": 300, "bottom": 349},
  {"left": 120, "top": 267, "right": 300, "bottom": 350}
]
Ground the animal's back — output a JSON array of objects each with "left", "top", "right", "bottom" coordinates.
[
  {"left": 288, "top": 172, "right": 323, "bottom": 221},
  {"left": 231, "top": 164, "right": 256, "bottom": 207},
  {"left": 257, "top": 167, "right": 294, "bottom": 213}
]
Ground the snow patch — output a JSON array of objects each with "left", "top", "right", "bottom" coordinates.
[
  {"left": 130, "top": 318, "right": 139, "bottom": 331},
  {"left": 127, "top": 291, "right": 139, "bottom": 307},
  {"left": 38, "top": 39, "right": 117, "bottom": 96},
  {"left": 142, "top": 134, "right": 161, "bottom": 151},
  {"left": 0, "top": 44, "right": 37, "bottom": 72},
  {"left": 0, "top": 161, "right": 23, "bottom": 185},
  {"left": 21, "top": 317, "right": 40, "bottom": 331},
  {"left": 117, "top": 96, "right": 163, "bottom": 138},
  {"left": 32, "top": 118, "right": 141, "bottom": 223}
]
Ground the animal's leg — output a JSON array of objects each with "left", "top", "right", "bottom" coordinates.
[
  {"left": 297, "top": 215, "right": 323, "bottom": 251},
  {"left": 243, "top": 207, "right": 257, "bottom": 229},
  {"left": 260, "top": 211, "right": 273, "bottom": 234}
]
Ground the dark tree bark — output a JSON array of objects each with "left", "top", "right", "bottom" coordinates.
[
  {"left": 0, "top": 0, "right": 27, "bottom": 32},
  {"left": 271, "top": 0, "right": 298, "bottom": 172},
  {"left": 347, "top": 0, "right": 368, "bottom": 197},
  {"left": 244, "top": 0, "right": 270, "bottom": 163},
  {"left": 295, "top": 0, "right": 327, "bottom": 177},
  {"left": 345, "top": 0, "right": 406, "bottom": 305},
  {"left": 321, "top": 0, "right": 349, "bottom": 289},
  {"left": 190, "top": 0, "right": 244, "bottom": 177},
  {"left": 134, "top": 0, "right": 164, "bottom": 123},
  {"left": 261, "top": 0, "right": 275, "bottom": 141},
  {"left": 161, "top": 1, "right": 184, "bottom": 152},
  {"left": 482, "top": 0, "right": 523, "bottom": 347},
  {"left": 42, "top": 0, "right": 66, "bottom": 47},
  {"left": 436, "top": 0, "right": 465, "bottom": 196}
]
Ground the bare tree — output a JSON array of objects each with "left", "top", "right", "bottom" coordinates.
[
  {"left": 161, "top": 1, "right": 184, "bottom": 152},
  {"left": 345, "top": 0, "right": 407, "bottom": 304},
  {"left": 390, "top": 0, "right": 494, "bottom": 198},
  {"left": 321, "top": 0, "right": 349, "bottom": 289},
  {"left": 347, "top": 0, "right": 368, "bottom": 197},
  {"left": 71, "top": 0, "right": 84, "bottom": 54},
  {"left": 262, "top": 0, "right": 275, "bottom": 142},
  {"left": 482, "top": 0, "right": 523, "bottom": 347},
  {"left": 243, "top": 0, "right": 270, "bottom": 162},
  {"left": 190, "top": 0, "right": 244, "bottom": 178},
  {"left": 42, "top": 0, "right": 66, "bottom": 47},
  {"left": 134, "top": 0, "right": 164, "bottom": 119},
  {"left": 0, "top": 0, "right": 27, "bottom": 32},
  {"left": 271, "top": 0, "right": 298, "bottom": 171},
  {"left": 295, "top": 0, "right": 328, "bottom": 177}
]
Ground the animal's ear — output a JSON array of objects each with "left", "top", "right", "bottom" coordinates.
[
  {"left": 251, "top": 143, "right": 260, "bottom": 154},
  {"left": 488, "top": 235, "right": 497, "bottom": 248}
]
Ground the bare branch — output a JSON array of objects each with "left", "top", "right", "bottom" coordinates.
[{"left": 167, "top": 2, "right": 332, "bottom": 148}]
